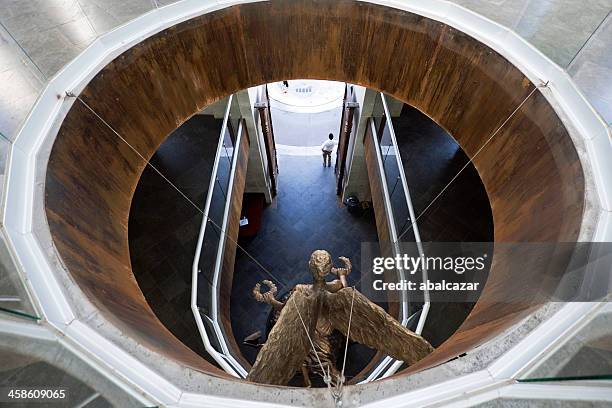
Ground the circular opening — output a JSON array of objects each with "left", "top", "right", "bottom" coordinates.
[
  {"left": 128, "top": 83, "right": 494, "bottom": 386},
  {"left": 44, "top": 0, "right": 584, "bottom": 393}
]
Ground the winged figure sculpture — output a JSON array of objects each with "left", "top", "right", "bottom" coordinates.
[{"left": 246, "top": 250, "right": 434, "bottom": 386}]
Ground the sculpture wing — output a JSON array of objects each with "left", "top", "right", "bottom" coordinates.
[
  {"left": 247, "top": 288, "right": 318, "bottom": 385},
  {"left": 325, "top": 288, "right": 433, "bottom": 365}
]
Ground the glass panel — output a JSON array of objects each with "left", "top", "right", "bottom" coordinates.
[
  {"left": 0, "top": 232, "right": 40, "bottom": 321},
  {"left": 0, "top": 0, "right": 159, "bottom": 81},
  {"left": 344, "top": 86, "right": 358, "bottom": 186},
  {"left": 566, "top": 10, "right": 612, "bottom": 125},
  {"left": 379, "top": 118, "right": 393, "bottom": 163},
  {"left": 520, "top": 310, "right": 612, "bottom": 382},
  {"left": 370, "top": 94, "right": 425, "bottom": 347},
  {"left": 194, "top": 97, "right": 240, "bottom": 358},
  {"left": 371, "top": 92, "right": 386, "bottom": 140},
  {"left": 383, "top": 145, "right": 410, "bottom": 241},
  {"left": 373, "top": 95, "right": 413, "bottom": 242},
  {"left": 220, "top": 127, "right": 234, "bottom": 181},
  {"left": 0, "top": 349, "right": 115, "bottom": 407},
  {"left": 447, "top": 0, "right": 610, "bottom": 69},
  {"left": 448, "top": 0, "right": 611, "bottom": 126},
  {"left": 200, "top": 312, "right": 223, "bottom": 354},
  {"left": 196, "top": 220, "right": 220, "bottom": 312},
  {"left": 228, "top": 95, "right": 242, "bottom": 144},
  {"left": 196, "top": 183, "right": 229, "bottom": 310}
]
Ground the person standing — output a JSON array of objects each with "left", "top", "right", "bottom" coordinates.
[{"left": 321, "top": 133, "right": 336, "bottom": 167}]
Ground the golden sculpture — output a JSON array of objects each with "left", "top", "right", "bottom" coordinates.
[{"left": 247, "top": 250, "right": 433, "bottom": 386}]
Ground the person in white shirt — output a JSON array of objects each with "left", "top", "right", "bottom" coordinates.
[{"left": 321, "top": 133, "right": 337, "bottom": 167}]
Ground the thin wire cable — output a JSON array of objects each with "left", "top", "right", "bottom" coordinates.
[
  {"left": 290, "top": 294, "right": 331, "bottom": 387},
  {"left": 335, "top": 286, "right": 356, "bottom": 398},
  {"left": 397, "top": 83, "right": 543, "bottom": 242},
  {"left": 68, "top": 84, "right": 538, "bottom": 399},
  {"left": 72, "top": 92, "right": 337, "bottom": 394},
  {"left": 388, "top": 176, "right": 400, "bottom": 198},
  {"left": 566, "top": 9, "right": 611, "bottom": 70},
  {"left": 0, "top": 130, "right": 11, "bottom": 144},
  {"left": 349, "top": 84, "right": 546, "bottom": 333},
  {"left": 71, "top": 93, "right": 289, "bottom": 290}
]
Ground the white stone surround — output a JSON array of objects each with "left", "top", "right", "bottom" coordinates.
[{"left": 1, "top": 0, "right": 610, "bottom": 407}]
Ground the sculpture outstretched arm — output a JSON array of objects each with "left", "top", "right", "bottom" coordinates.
[
  {"left": 252, "top": 280, "right": 285, "bottom": 311},
  {"left": 325, "top": 288, "right": 433, "bottom": 365},
  {"left": 247, "top": 289, "right": 318, "bottom": 385},
  {"left": 330, "top": 256, "right": 352, "bottom": 288}
]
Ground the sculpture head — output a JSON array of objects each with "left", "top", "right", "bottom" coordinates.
[{"left": 309, "top": 250, "right": 332, "bottom": 281}]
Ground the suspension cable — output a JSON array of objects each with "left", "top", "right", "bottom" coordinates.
[
  {"left": 397, "top": 83, "right": 545, "bottom": 241},
  {"left": 290, "top": 294, "right": 333, "bottom": 388},
  {"left": 71, "top": 91, "right": 333, "bottom": 393},
  {"left": 333, "top": 286, "right": 356, "bottom": 403},
  {"left": 68, "top": 84, "right": 545, "bottom": 406},
  {"left": 70, "top": 93, "right": 289, "bottom": 290}
]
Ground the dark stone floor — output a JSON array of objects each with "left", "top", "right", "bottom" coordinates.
[
  {"left": 128, "top": 114, "right": 222, "bottom": 365},
  {"left": 230, "top": 154, "right": 381, "bottom": 384},
  {"left": 391, "top": 104, "right": 494, "bottom": 349}
]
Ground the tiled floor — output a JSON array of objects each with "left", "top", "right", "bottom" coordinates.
[
  {"left": 128, "top": 114, "right": 222, "bottom": 365},
  {"left": 230, "top": 153, "right": 381, "bottom": 383}
]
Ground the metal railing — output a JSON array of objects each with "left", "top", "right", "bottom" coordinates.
[
  {"left": 359, "top": 93, "right": 430, "bottom": 382},
  {"left": 190, "top": 92, "right": 428, "bottom": 381},
  {"left": 191, "top": 95, "right": 247, "bottom": 377},
  {"left": 379, "top": 93, "right": 430, "bottom": 336}
]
